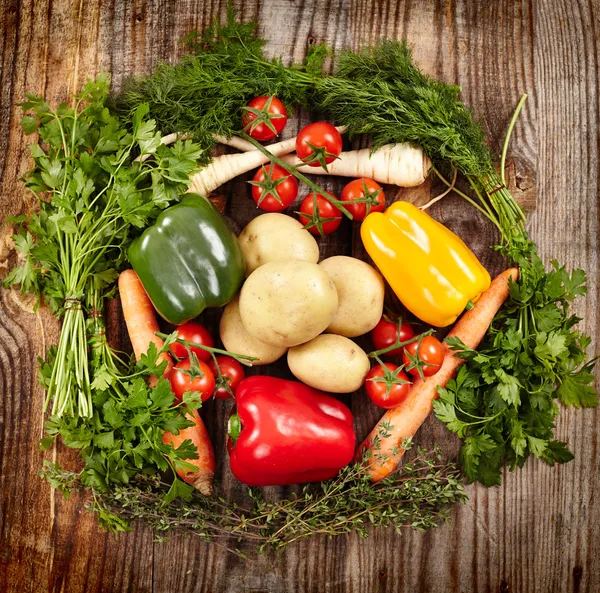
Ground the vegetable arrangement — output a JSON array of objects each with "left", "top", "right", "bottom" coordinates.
[{"left": 4, "top": 8, "right": 597, "bottom": 554}]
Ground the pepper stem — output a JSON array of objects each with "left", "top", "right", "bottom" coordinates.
[
  {"left": 465, "top": 300, "right": 475, "bottom": 311},
  {"left": 228, "top": 412, "right": 242, "bottom": 445}
]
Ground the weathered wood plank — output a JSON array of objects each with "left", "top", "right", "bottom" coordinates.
[
  {"left": 0, "top": 1, "right": 598, "bottom": 592},
  {"left": 531, "top": 2, "right": 600, "bottom": 592}
]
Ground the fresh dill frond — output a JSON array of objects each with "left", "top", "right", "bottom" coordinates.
[
  {"left": 111, "top": 8, "right": 322, "bottom": 163},
  {"left": 313, "top": 40, "right": 493, "bottom": 177}
]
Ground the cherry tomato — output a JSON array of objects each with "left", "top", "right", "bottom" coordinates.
[
  {"left": 340, "top": 178, "right": 386, "bottom": 221},
  {"left": 296, "top": 122, "right": 343, "bottom": 168},
  {"left": 297, "top": 193, "right": 342, "bottom": 236},
  {"left": 241, "top": 96, "right": 287, "bottom": 141},
  {"left": 371, "top": 318, "right": 415, "bottom": 357},
  {"left": 250, "top": 164, "right": 298, "bottom": 212},
  {"left": 402, "top": 336, "right": 444, "bottom": 377},
  {"left": 170, "top": 322, "right": 214, "bottom": 362},
  {"left": 208, "top": 355, "right": 245, "bottom": 400},
  {"left": 365, "top": 363, "right": 411, "bottom": 409},
  {"left": 170, "top": 358, "right": 216, "bottom": 402}
]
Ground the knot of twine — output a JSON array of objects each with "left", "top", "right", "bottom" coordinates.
[
  {"left": 488, "top": 184, "right": 505, "bottom": 195},
  {"left": 64, "top": 297, "right": 81, "bottom": 311}
]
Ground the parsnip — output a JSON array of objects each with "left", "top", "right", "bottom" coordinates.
[
  {"left": 153, "top": 127, "right": 346, "bottom": 196},
  {"left": 281, "top": 143, "right": 431, "bottom": 187},
  {"left": 186, "top": 135, "right": 296, "bottom": 196}
]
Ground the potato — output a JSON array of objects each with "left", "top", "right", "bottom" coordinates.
[
  {"left": 220, "top": 296, "right": 287, "bottom": 365},
  {"left": 238, "top": 213, "right": 319, "bottom": 276},
  {"left": 287, "top": 334, "right": 370, "bottom": 393},
  {"left": 319, "top": 256, "right": 385, "bottom": 337},
  {"left": 239, "top": 260, "right": 338, "bottom": 347}
]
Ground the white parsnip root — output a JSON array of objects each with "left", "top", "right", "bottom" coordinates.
[
  {"left": 154, "top": 127, "right": 347, "bottom": 196},
  {"left": 186, "top": 135, "right": 301, "bottom": 196},
  {"left": 281, "top": 143, "right": 431, "bottom": 187},
  {"left": 153, "top": 128, "right": 428, "bottom": 195}
]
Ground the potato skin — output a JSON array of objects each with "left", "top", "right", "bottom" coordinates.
[
  {"left": 319, "top": 256, "right": 385, "bottom": 337},
  {"left": 287, "top": 334, "right": 370, "bottom": 393},
  {"left": 238, "top": 213, "right": 319, "bottom": 276},
  {"left": 239, "top": 260, "right": 338, "bottom": 347},
  {"left": 220, "top": 296, "right": 287, "bottom": 365}
]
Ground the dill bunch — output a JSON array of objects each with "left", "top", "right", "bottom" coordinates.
[
  {"left": 112, "top": 7, "right": 323, "bottom": 163},
  {"left": 313, "top": 41, "right": 493, "bottom": 178}
]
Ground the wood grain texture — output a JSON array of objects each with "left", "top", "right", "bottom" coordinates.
[{"left": 0, "top": 1, "right": 598, "bottom": 592}]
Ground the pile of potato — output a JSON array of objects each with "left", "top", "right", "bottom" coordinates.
[{"left": 220, "top": 213, "right": 385, "bottom": 393}]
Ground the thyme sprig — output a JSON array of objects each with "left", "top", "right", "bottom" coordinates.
[{"left": 41, "top": 445, "right": 466, "bottom": 556}]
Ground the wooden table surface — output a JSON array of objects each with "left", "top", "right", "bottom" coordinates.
[{"left": 1, "top": 1, "right": 599, "bottom": 592}]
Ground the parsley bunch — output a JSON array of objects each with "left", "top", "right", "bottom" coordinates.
[
  {"left": 41, "top": 339, "right": 204, "bottom": 498},
  {"left": 6, "top": 74, "right": 202, "bottom": 418},
  {"left": 434, "top": 247, "right": 597, "bottom": 485}
]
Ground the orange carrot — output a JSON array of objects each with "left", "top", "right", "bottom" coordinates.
[
  {"left": 163, "top": 409, "right": 215, "bottom": 495},
  {"left": 358, "top": 268, "right": 519, "bottom": 482},
  {"left": 119, "top": 269, "right": 215, "bottom": 494},
  {"left": 118, "top": 269, "right": 173, "bottom": 381}
]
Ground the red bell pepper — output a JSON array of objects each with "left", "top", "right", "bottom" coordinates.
[{"left": 227, "top": 376, "right": 356, "bottom": 486}]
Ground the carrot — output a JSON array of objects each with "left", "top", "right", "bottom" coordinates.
[
  {"left": 358, "top": 268, "right": 519, "bottom": 482},
  {"left": 163, "top": 409, "right": 215, "bottom": 495},
  {"left": 281, "top": 143, "right": 431, "bottom": 187},
  {"left": 119, "top": 269, "right": 214, "bottom": 495},
  {"left": 118, "top": 269, "right": 173, "bottom": 381}
]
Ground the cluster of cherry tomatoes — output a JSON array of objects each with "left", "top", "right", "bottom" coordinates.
[
  {"left": 169, "top": 322, "right": 245, "bottom": 402},
  {"left": 169, "top": 317, "right": 444, "bottom": 413},
  {"left": 242, "top": 96, "right": 385, "bottom": 234},
  {"left": 365, "top": 317, "right": 445, "bottom": 409}
]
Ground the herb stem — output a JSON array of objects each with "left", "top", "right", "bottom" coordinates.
[{"left": 500, "top": 94, "right": 528, "bottom": 187}]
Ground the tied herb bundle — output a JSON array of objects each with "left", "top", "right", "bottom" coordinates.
[
  {"left": 5, "top": 77, "right": 213, "bottom": 495},
  {"left": 6, "top": 74, "right": 201, "bottom": 419}
]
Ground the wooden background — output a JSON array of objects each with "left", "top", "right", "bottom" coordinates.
[{"left": 1, "top": 1, "right": 598, "bottom": 592}]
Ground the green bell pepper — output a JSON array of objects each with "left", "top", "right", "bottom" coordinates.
[{"left": 128, "top": 194, "right": 245, "bottom": 325}]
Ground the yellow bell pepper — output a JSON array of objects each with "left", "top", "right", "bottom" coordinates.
[{"left": 361, "top": 201, "right": 491, "bottom": 327}]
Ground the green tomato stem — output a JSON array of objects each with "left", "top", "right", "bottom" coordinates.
[
  {"left": 239, "top": 132, "right": 354, "bottom": 219},
  {"left": 368, "top": 328, "right": 435, "bottom": 359},
  {"left": 155, "top": 332, "right": 257, "bottom": 367}
]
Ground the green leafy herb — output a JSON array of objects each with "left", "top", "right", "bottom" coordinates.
[
  {"left": 5, "top": 75, "right": 202, "bottom": 418},
  {"left": 434, "top": 254, "right": 597, "bottom": 486},
  {"left": 111, "top": 6, "right": 324, "bottom": 164},
  {"left": 41, "top": 338, "right": 203, "bottom": 490}
]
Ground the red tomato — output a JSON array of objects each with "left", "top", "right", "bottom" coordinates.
[
  {"left": 370, "top": 318, "right": 415, "bottom": 357},
  {"left": 296, "top": 122, "right": 343, "bottom": 168},
  {"left": 170, "top": 322, "right": 214, "bottom": 362},
  {"left": 340, "top": 178, "right": 386, "bottom": 221},
  {"left": 241, "top": 96, "right": 287, "bottom": 141},
  {"left": 297, "top": 193, "right": 342, "bottom": 236},
  {"left": 208, "top": 355, "right": 245, "bottom": 400},
  {"left": 402, "top": 336, "right": 444, "bottom": 378},
  {"left": 170, "top": 358, "right": 216, "bottom": 402},
  {"left": 365, "top": 363, "right": 411, "bottom": 409},
  {"left": 250, "top": 164, "right": 298, "bottom": 212}
]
